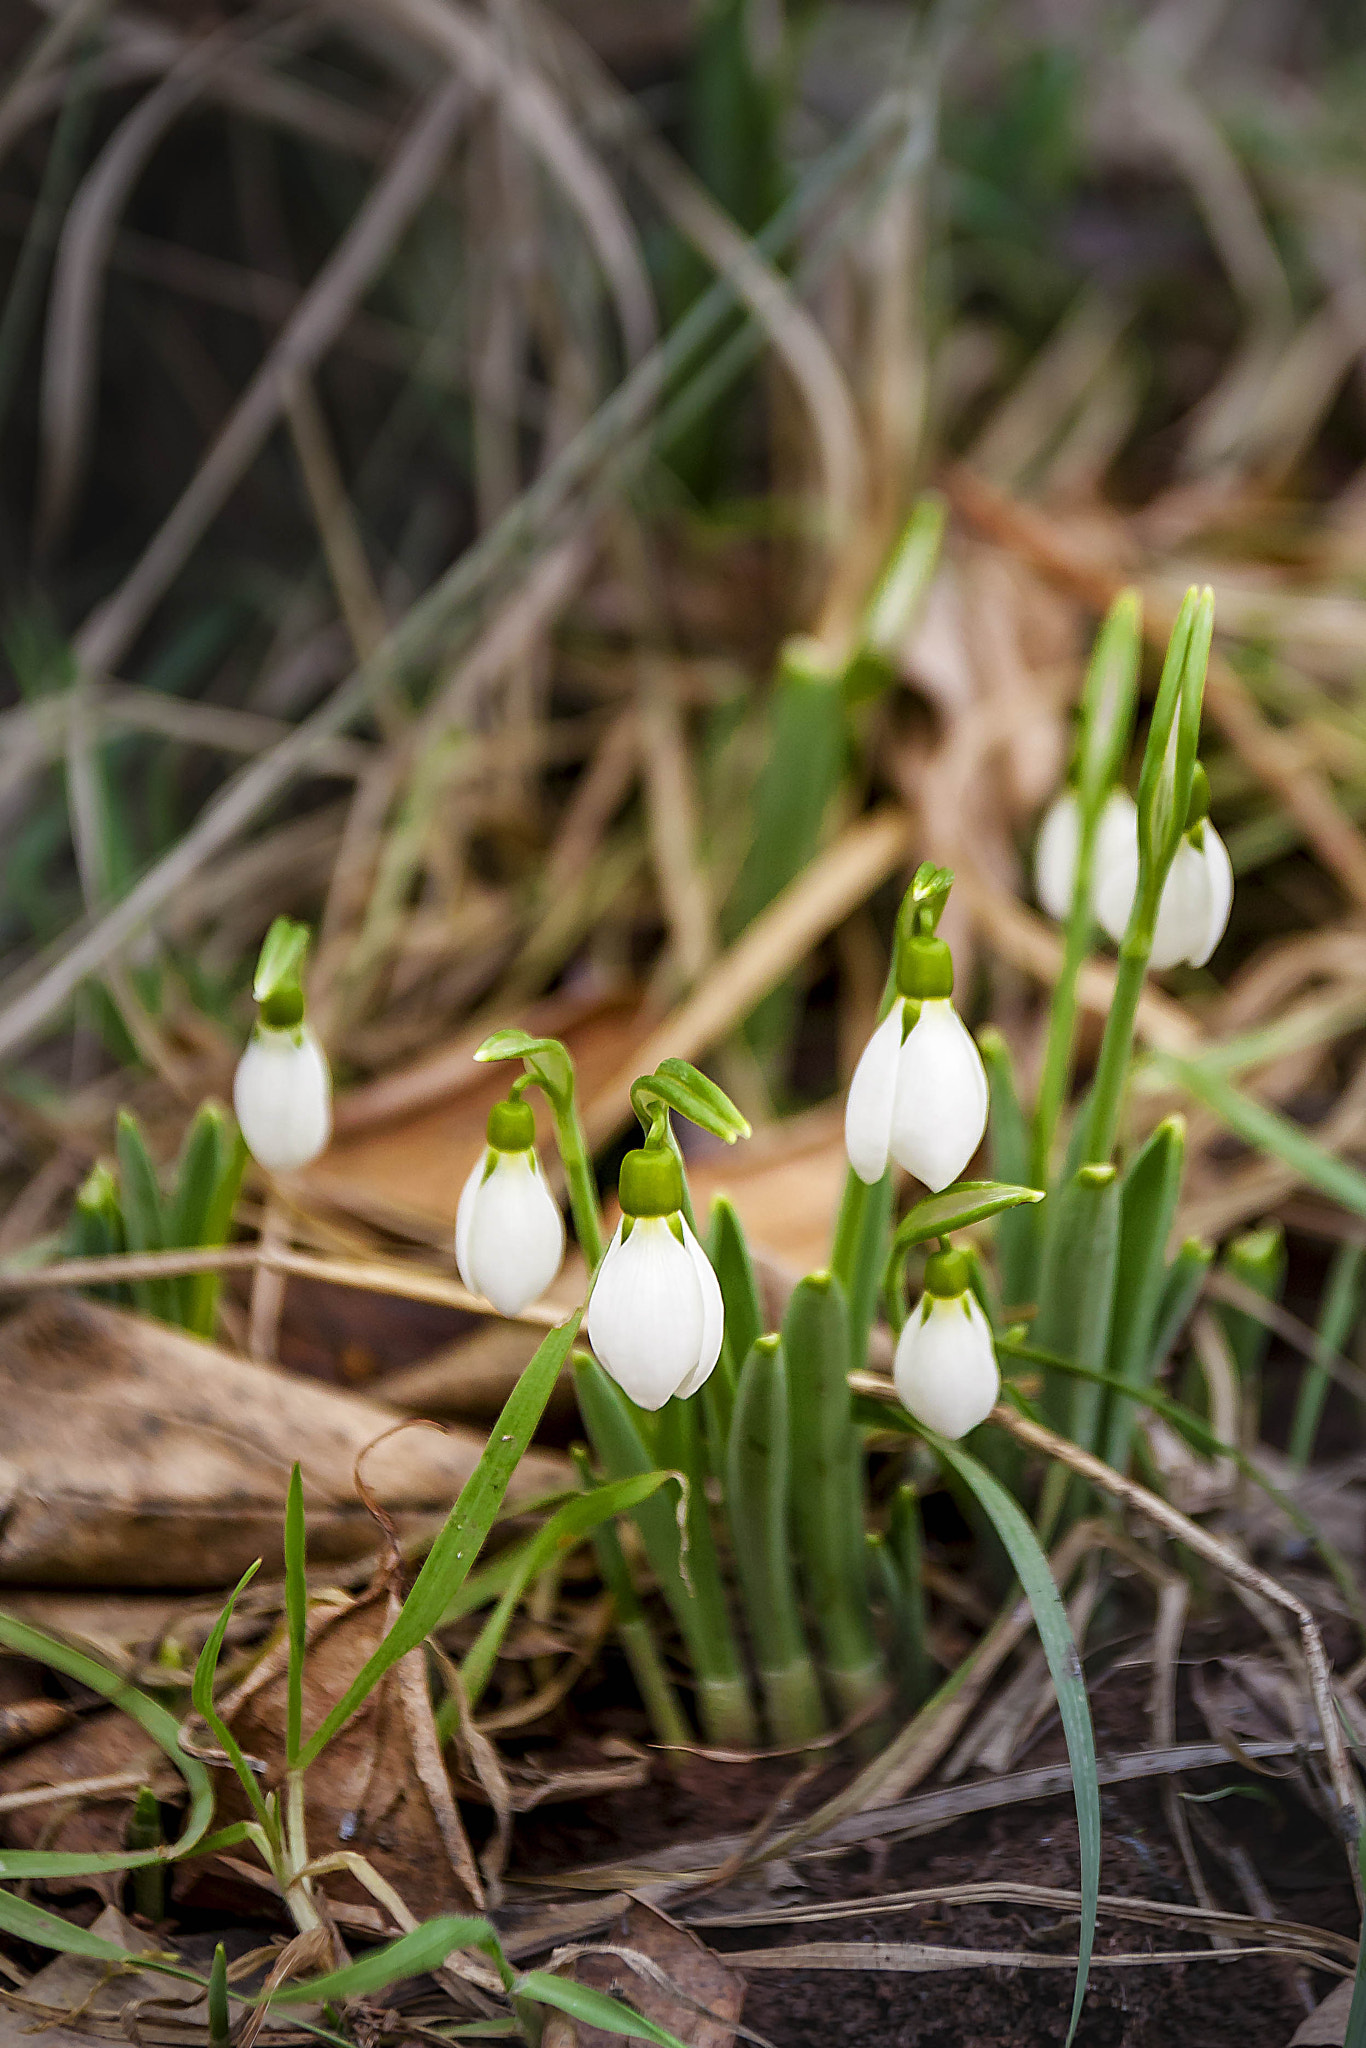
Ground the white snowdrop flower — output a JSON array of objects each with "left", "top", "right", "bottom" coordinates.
[
  {"left": 1094, "top": 769, "right": 1232, "bottom": 970},
  {"left": 844, "top": 935, "right": 987, "bottom": 1192},
  {"left": 894, "top": 1249, "right": 999, "bottom": 1440},
  {"left": 587, "top": 1148, "right": 723, "bottom": 1411},
  {"left": 1034, "top": 786, "right": 1137, "bottom": 923},
  {"left": 455, "top": 1097, "right": 565, "bottom": 1316},
  {"left": 234, "top": 1022, "right": 332, "bottom": 1172}
]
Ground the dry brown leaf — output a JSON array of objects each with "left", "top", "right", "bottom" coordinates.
[
  {"left": 0, "top": 1296, "right": 566, "bottom": 1585},
  {"left": 222, "top": 1597, "right": 477, "bottom": 1916},
  {"left": 0, "top": 1706, "right": 162, "bottom": 1888},
  {"left": 309, "top": 997, "right": 652, "bottom": 1242},
  {"left": 10, "top": 1905, "right": 257, "bottom": 2048},
  {"left": 555, "top": 1901, "right": 745, "bottom": 2048},
  {"left": 1289, "top": 1980, "right": 1355, "bottom": 2046}
]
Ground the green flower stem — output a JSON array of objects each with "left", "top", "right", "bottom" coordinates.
[
  {"left": 888, "top": 1483, "right": 933, "bottom": 1709},
  {"left": 784, "top": 1274, "right": 885, "bottom": 1725},
  {"left": 726, "top": 1336, "right": 825, "bottom": 1746},
  {"left": 1080, "top": 919, "right": 1155, "bottom": 1167},
  {"left": 1031, "top": 814, "right": 1102, "bottom": 1187},
  {"left": 655, "top": 1394, "right": 759, "bottom": 1745},
  {"left": 573, "top": 1356, "right": 757, "bottom": 1747},
  {"left": 831, "top": 1165, "right": 895, "bottom": 1373},
  {"left": 571, "top": 1448, "right": 691, "bottom": 1751},
  {"left": 127, "top": 1786, "right": 164, "bottom": 1922},
  {"left": 547, "top": 1086, "right": 604, "bottom": 1268},
  {"left": 1288, "top": 1243, "right": 1364, "bottom": 1472}
]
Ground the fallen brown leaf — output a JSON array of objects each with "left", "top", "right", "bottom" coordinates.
[
  {"left": 0, "top": 1296, "right": 567, "bottom": 1585},
  {"left": 554, "top": 1900, "right": 745, "bottom": 2048}
]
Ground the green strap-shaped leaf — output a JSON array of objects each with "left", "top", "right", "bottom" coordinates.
[
  {"left": 0, "top": 1610, "right": 214, "bottom": 1879},
  {"left": 296, "top": 1311, "right": 581, "bottom": 1768},
  {"left": 192, "top": 1560, "right": 274, "bottom": 1831},
  {"left": 1100, "top": 1116, "right": 1185, "bottom": 1474},
  {"left": 890, "top": 1180, "right": 1045, "bottom": 1257},
  {"left": 978, "top": 1031, "right": 1040, "bottom": 1311},
  {"left": 459, "top": 1471, "right": 677, "bottom": 1707},
  {"left": 115, "top": 1109, "right": 174, "bottom": 1322},
  {"left": 927, "top": 1435, "right": 1100, "bottom": 2048}
]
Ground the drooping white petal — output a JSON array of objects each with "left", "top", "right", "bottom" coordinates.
[
  {"left": 233, "top": 1025, "right": 331, "bottom": 1172},
  {"left": 1034, "top": 790, "right": 1080, "bottom": 922},
  {"left": 587, "top": 1217, "right": 704, "bottom": 1411},
  {"left": 889, "top": 999, "right": 989, "bottom": 1192},
  {"left": 673, "top": 1219, "right": 725, "bottom": 1399},
  {"left": 893, "top": 1290, "right": 999, "bottom": 1439},
  {"left": 455, "top": 1148, "right": 565, "bottom": 1316},
  {"left": 1189, "top": 823, "right": 1233, "bottom": 968},
  {"left": 844, "top": 1000, "right": 906, "bottom": 1185},
  {"left": 1149, "top": 836, "right": 1212, "bottom": 970},
  {"left": 1093, "top": 789, "right": 1142, "bottom": 946}
]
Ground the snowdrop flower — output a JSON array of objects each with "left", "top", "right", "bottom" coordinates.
[
  {"left": 1033, "top": 785, "right": 1138, "bottom": 924},
  {"left": 1094, "top": 767, "right": 1232, "bottom": 970},
  {"left": 894, "top": 1247, "right": 999, "bottom": 1440},
  {"left": 235, "top": 919, "right": 332, "bottom": 1172},
  {"left": 587, "top": 1147, "right": 723, "bottom": 1411},
  {"left": 234, "top": 1019, "right": 332, "bottom": 1172},
  {"left": 845, "top": 934, "right": 988, "bottom": 1191},
  {"left": 456, "top": 1096, "right": 565, "bottom": 1316}
]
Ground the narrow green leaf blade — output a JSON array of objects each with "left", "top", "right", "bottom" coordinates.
[
  {"left": 268, "top": 1918, "right": 505, "bottom": 2005},
  {"left": 115, "top": 1110, "right": 173, "bottom": 1321},
  {"left": 298, "top": 1311, "right": 581, "bottom": 1767},
  {"left": 0, "top": 1609, "right": 214, "bottom": 1877},
  {"left": 929, "top": 1436, "right": 1100, "bottom": 2048},
  {"left": 460, "top": 1471, "right": 675, "bottom": 1706},
  {"left": 890, "top": 1181, "right": 1044, "bottom": 1257},
  {"left": 515, "top": 1972, "right": 690, "bottom": 2048}
]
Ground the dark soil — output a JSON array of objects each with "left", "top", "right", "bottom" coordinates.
[{"left": 508, "top": 1655, "right": 1358, "bottom": 2048}]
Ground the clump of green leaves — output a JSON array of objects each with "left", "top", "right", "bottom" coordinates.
[{"left": 66, "top": 1102, "right": 245, "bottom": 1336}]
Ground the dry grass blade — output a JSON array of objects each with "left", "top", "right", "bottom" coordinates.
[{"left": 721, "top": 1938, "right": 1351, "bottom": 1976}]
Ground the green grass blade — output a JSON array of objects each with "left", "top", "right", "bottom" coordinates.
[
  {"left": 1154, "top": 1050, "right": 1366, "bottom": 1221},
  {"left": 268, "top": 1918, "right": 507, "bottom": 2005},
  {"left": 928, "top": 1435, "right": 1100, "bottom": 2048},
  {"left": 0, "top": 1610, "right": 214, "bottom": 1878},
  {"left": 1289, "top": 1242, "right": 1365, "bottom": 1471},
  {"left": 514, "top": 1972, "right": 690, "bottom": 2047},
  {"left": 191, "top": 1561, "right": 273, "bottom": 1830},
  {"left": 297, "top": 1311, "right": 581, "bottom": 1768},
  {"left": 708, "top": 1194, "right": 762, "bottom": 1399},
  {"left": 284, "top": 1463, "right": 307, "bottom": 1766},
  {"left": 459, "top": 1471, "right": 676, "bottom": 1707}
]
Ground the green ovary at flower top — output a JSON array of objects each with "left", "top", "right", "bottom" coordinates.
[
  {"left": 456, "top": 1092, "right": 566, "bottom": 1317},
  {"left": 233, "top": 915, "right": 332, "bottom": 1173}
]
